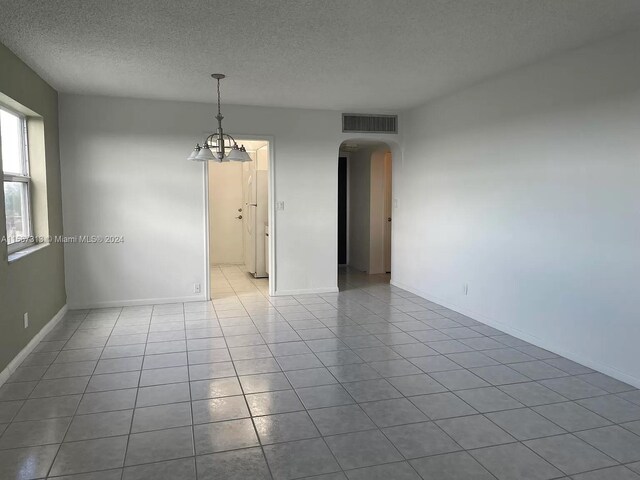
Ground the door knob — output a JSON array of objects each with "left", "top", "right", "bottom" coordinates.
[
  {"left": 238, "top": 208, "right": 243, "bottom": 212},
  {"left": 236, "top": 215, "right": 243, "bottom": 219},
  {"left": 387, "top": 217, "right": 392, "bottom": 222}
]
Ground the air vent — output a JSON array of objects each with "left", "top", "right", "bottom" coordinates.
[{"left": 342, "top": 113, "right": 398, "bottom": 134}]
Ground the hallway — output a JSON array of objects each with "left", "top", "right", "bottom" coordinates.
[
  {"left": 338, "top": 266, "right": 390, "bottom": 292},
  {"left": 1, "top": 271, "right": 639, "bottom": 479}
]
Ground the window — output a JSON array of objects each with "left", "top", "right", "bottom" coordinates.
[{"left": 1, "top": 107, "right": 33, "bottom": 253}]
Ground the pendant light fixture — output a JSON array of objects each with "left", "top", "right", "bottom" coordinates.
[{"left": 188, "top": 74, "right": 252, "bottom": 163}]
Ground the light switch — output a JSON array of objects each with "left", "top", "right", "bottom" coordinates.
[{"left": 276, "top": 201, "right": 285, "bottom": 211}]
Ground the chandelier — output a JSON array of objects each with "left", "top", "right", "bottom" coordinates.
[{"left": 188, "top": 74, "right": 251, "bottom": 162}]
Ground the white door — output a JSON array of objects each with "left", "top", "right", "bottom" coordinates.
[
  {"left": 383, "top": 153, "right": 392, "bottom": 273},
  {"left": 254, "top": 170, "right": 269, "bottom": 277},
  {"left": 243, "top": 156, "right": 257, "bottom": 274},
  {"left": 209, "top": 162, "right": 244, "bottom": 265}
]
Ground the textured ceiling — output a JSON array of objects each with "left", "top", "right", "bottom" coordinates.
[{"left": 0, "top": 1, "right": 639, "bottom": 110}]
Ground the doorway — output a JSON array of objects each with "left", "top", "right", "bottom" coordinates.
[
  {"left": 337, "top": 141, "right": 392, "bottom": 289},
  {"left": 206, "top": 138, "right": 272, "bottom": 299},
  {"left": 338, "top": 156, "right": 348, "bottom": 266}
]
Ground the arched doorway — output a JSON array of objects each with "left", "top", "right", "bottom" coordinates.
[{"left": 337, "top": 140, "right": 393, "bottom": 290}]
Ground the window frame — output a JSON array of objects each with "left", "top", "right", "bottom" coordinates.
[{"left": 1, "top": 105, "right": 34, "bottom": 254}]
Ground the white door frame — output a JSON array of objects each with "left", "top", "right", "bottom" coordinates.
[{"left": 204, "top": 134, "right": 276, "bottom": 298}]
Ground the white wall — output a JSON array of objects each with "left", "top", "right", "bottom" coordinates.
[
  {"left": 59, "top": 94, "right": 402, "bottom": 306},
  {"left": 394, "top": 30, "right": 640, "bottom": 386}
]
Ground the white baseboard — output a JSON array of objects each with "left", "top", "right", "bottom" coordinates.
[
  {"left": 391, "top": 279, "right": 640, "bottom": 390},
  {"left": 274, "top": 286, "right": 340, "bottom": 296},
  {"left": 69, "top": 294, "right": 208, "bottom": 310},
  {"left": 0, "top": 304, "right": 68, "bottom": 387}
]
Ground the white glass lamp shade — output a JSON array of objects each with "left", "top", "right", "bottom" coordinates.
[
  {"left": 226, "top": 146, "right": 245, "bottom": 162},
  {"left": 195, "top": 146, "right": 216, "bottom": 161},
  {"left": 239, "top": 148, "right": 252, "bottom": 162},
  {"left": 187, "top": 147, "right": 199, "bottom": 161}
]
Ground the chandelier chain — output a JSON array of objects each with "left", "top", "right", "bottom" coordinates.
[{"left": 217, "top": 78, "right": 222, "bottom": 117}]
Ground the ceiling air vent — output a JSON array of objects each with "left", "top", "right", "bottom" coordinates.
[{"left": 342, "top": 113, "right": 398, "bottom": 134}]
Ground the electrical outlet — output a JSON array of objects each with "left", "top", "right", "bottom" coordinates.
[
  {"left": 194, "top": 283, "right": 201, "bottom": 294},
  {"left": 23, "top": 312, "right": 29, "bottom": 329}
]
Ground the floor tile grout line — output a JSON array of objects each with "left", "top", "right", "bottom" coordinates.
[
  {"left": 229, "top": 268, "right": 357, "bottom": 478},
  {"left": 3, "top": 269, "right": 640, "bottom": 479},
  {"left": 45, "top": 306, "right": 119, "bottom": 478},
  {"left": 218, "top": 266, "right": 280, "bottom": 479},
  {"left": 3, "top": 431, "right": 634, "bottom": 480},
  {"left": 7, "top": 310, "right": 89, "bottom": 421},
  {"left": 180, "top": 301, "right": 203, "bottom": 480},
  {"left": 226, "top": 296, "right": 277, "bottom": 480},
  {"left": 37, "top": 310, "right": 88, "bottom": 381},
  {"left": 345, "top": 378, "right": 461, "bottom": 479},
  {"left": 498, "top": 434, "right": 625, "bottom": 478},
  {"left": 511, "top": 437, "right": 592, "bottom": 479}
]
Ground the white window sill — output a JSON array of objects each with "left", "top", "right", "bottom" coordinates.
[{"left": 8, "top": 242, "right": 50, "bottom": 263}]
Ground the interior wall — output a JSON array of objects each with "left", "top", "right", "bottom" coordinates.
[
  {"left": 59, "top": 94, "right": 401, "bottom": 306},
  {"left": 394, "top": 30, "right": 640, "bottom": 386},
  {"left": 256, "top": 144, "right": 269, "bottom": 171},
  {"left": 0, "top": 43, "right": 66, "bottom": 372}
]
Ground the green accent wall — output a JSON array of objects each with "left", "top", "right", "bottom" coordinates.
[{"left": 0, "top": 42, "right": 66, "bottom": 372}]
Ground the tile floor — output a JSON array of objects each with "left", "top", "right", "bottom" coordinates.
[{"left": 1, "top": 266, "right": 640, "bottom": 479}]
